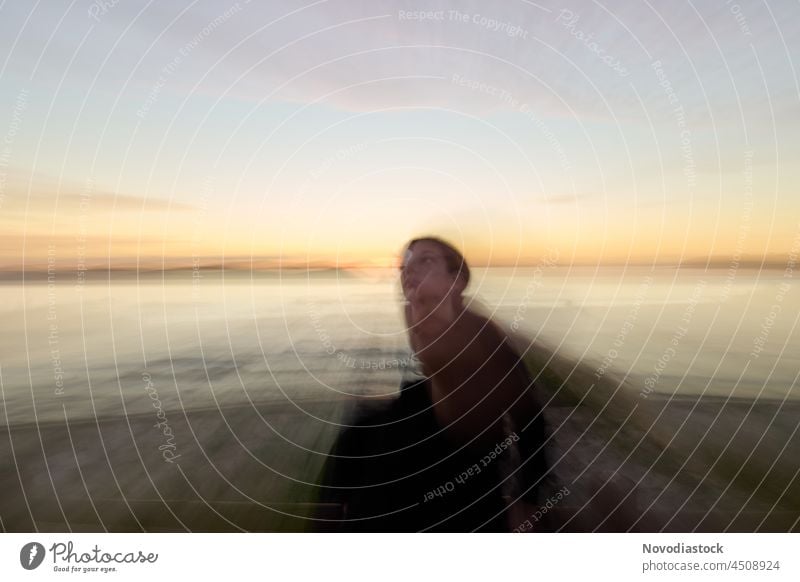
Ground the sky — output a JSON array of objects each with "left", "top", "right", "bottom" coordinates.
[{"left": 0, "top": 0, "right": 798, "bottom": 269}]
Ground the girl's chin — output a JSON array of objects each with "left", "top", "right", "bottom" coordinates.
[{"left": 409, "top": 303, "right": 441, "bottom": 321}]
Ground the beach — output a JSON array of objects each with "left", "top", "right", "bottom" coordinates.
[
  {"left": 3, "top": 382, "right": 798, "bottom": 532},
  {"left": 1, "top": 266, "right": 798, "bottom": 531}
]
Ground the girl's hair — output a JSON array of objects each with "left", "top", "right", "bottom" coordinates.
[{"left": 406, "top": 236, "right": 470, "bottom": 286}]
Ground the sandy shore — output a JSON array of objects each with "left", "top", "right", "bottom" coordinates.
[
  {"left": 2, "top": 396, "right": 798, "bottom": 532},
  {"left": 523, "top": 347, "right": 800, "bottom": 532},
  {"left": 2, "top": 347, "right": 798, "bottom": 532},
  {"left": 0, "top": 399, "right": 350, "bottom": 532}
]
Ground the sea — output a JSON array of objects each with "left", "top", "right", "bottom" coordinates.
[{"left": 1, "top": 266, "right": 798, "bottom": 426}]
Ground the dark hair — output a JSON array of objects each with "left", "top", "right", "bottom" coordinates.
[{"left": 406, "top": 236, "right": 470, "bottom": 286}]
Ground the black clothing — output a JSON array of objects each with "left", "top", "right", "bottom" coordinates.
[{"left": 316, "top": 375, "right": 548, "bottom": 532}]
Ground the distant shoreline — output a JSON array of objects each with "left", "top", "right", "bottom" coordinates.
[
  {"left": 0, "top": 267, "right": 356, "bottom": 282},
  {"left": 0, "top": 262, "right": 791, "bottom": 283}
]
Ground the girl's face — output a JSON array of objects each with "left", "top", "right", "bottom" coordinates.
[
  {"left": 400, "top": 240, "right": 470, "bottom": 368},
  {"left": 400, "top": 241, "right": 464, "bottom": 310}
]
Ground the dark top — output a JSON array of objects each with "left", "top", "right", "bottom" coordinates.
[{"left": 315, "top": 374, "right": 549, "bottom": 532}]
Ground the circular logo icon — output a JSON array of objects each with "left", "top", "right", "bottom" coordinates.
[{"left": 20, "top": 542, "right": 45, "bottom": 570}]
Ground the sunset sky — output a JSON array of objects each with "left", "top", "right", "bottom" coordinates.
[{"left": 1, "top": 0, "right": 798, "bottom": 269}]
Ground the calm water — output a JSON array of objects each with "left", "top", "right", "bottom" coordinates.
[{"left": 1, "top": 267, "right": 798, "bottom": 425}]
